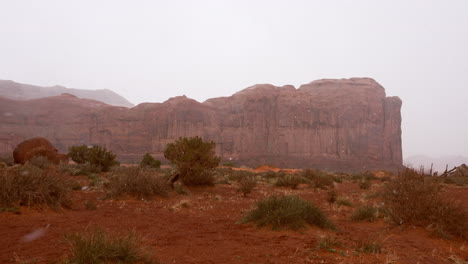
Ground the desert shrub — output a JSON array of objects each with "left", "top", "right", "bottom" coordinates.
[
  {"left": 174, "top": 184, "right": 190, "bottom": 195},
  {"left": 68, "top": 145, "right": 90, "bottom": 164},
  {"left": 382, "top": 168, "right": 468, "bottom": 239},
  {"left": 350, "top": 171, "right": 376, "bottom": 182},
  {"left": 261, "top": 170, "right": 281, "bottom": 179},
  {"left": 326, "top": 189, "right": 337, "bottom": 204},
  {"left": 442, "top": 176, "right": 468, "bottom": 186},
  {"left": 27, "top": 156, "right": 52, "bottom": 170},
  {"left": 68, "top": 145, "right": 119, "bottom": 172},
  {"left": 140, "top": 153, "right": 161, "bottom": 169},
  {"left": 351, "top": 206, "right": 378, "bottom": 222},
  {"left": 227, "top": 169, "right": 256, "bottom": 182},
  {"left": 65, "top": 228, "right": 157, "bottom": 264},
  {"left": 317, "top": 235, "right": 342, "bottom": 251},
  {"left": 106, "top": 167, "right": 169, "bottom": 199},
  {"left": 88, "top": 174, "right": 105, "bottom": 188},
  {"left": 72, "top": 163, "right": 102, "bottom": 176},
  {"left": 164, "top": 136, "right": 220, "bottom": 186},
  {"left": 86, "top": 146, "right": 119, "bottom": 172},
  {"left": 68, "top": 180, "right": 82, "bottom": 191},
  {"left": 356, "top": 240, "right": 382, "bottom": 254},
  {"left": 359, "top": 179, "right": 372, "bottom": 189},
  {"left": 222, "top": 162, "right": 237, "bottom": 167},
  {"left": 241, "top": 195, "right": 335, "bottom": 230},
  {"left": 274, "top": 174, "right": 310, "bottom": 189},
  {"left": 238, "top": 177, "right": 257, "bottom": 197},
  {"left": 0, "top": 165, "right": 71, "bottom": 209},
  {"left": 302, "top": 169, "right": 335, "bottom": 189},
  {"left": 336, "top": 198, "right": 353, "bottom": 207},
  {"left": 85, "top": 200, "right": 97, "bottom": 211}
]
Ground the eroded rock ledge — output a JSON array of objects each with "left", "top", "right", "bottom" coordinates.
[{"left": 0, "top": 78, "right": 402, "bottom": 172}]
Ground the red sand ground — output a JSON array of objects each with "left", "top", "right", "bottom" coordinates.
[{"left": 1, "top": 172, "right": 467, "bottom": 264}]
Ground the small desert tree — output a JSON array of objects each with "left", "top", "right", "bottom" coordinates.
[
  {"left": 68, "top": 145, "right": 119, "bottom": 172},
  {"left": 68, "top": 145, "right": 90, "bottom": 164},
  {"left": 140, "top": 153, "right": 161, "bottom": 169},
  {"left": 164, "top": 136, "right": 220, "bottom": 185}
]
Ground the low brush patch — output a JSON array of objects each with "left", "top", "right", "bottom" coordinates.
[
  {"left": 106, "top": 167, "right": 169, "bottom": 199},
  {"left": 241, "top": 195, "right": 335, "bottom": 230},
  {"left": 0, "top": 165, "right": 71, "bottom": 209},
  {"left": 65, "top": 228, "right": 158, "bottom": 264},
  {"left": 274, "top": 174, "right": 310, "bottom": 189},
  {"left": 382, "top": 168, "right": 468, "bottom": 240}
]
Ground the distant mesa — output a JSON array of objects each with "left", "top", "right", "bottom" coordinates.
[
  {"left": 0, "top": 78, "right": 403, "bottom": 172},
  {"left": 0, "top": 79, "right": 134, "bottom": 108}
]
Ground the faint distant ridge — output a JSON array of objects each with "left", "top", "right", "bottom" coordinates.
[
  {"left": 0, "top": 79, "right": 134, "bottom": 108},
  {"left": 404, "top": 155, "right": 468, "bottom": 173}
]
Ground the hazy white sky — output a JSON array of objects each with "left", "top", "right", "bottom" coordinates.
[{"left": 0, "top": 0, "right": 467, "bottom": 158}]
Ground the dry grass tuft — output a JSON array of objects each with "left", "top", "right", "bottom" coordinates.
[{"left": 65, "top": 228, "right": 158, "bottom": 264}]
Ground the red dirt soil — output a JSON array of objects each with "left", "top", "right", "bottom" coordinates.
[{"left": 1, "top": 173, "right": 467, "bottom": 264}]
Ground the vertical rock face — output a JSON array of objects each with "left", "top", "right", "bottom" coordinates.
[{"left": 0, "top": 78, "right": 403, "bottom": 171}]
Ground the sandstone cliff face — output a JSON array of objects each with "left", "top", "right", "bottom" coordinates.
[{"left": 0, "top": 78, "right": 402, "bottom": 172}]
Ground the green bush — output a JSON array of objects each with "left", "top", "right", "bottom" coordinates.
[
  {"left": 336, "top": 198, "right": 353, "bottom": 207},
  {"left": 0, "top": 165, "right": 71, "bottom": 209},
  {"left": 140, "top": 153, "right": 161, "bottom": 169},
  {"left": 65, "top": 228, "right": 157, "bottom": 264},
  {"left": 238, "top": 177, "right": 257, "bottom": 197},
  {"left": 68, "top": 145, "right": 90, "bottom": 164},
  {"left": 68, "top": 163, "right": 102, "bottom": 176},
  {"left": 68, "top": 145, "right": 119, "bottom": 172},
  {"left": 351, "top": 206, "right": 378, "bottom": 222},
  {"left": 27, "top": 156, "right": 52, "bottom": 170},
  {"left": 227, "top": 169, "right": 256, "bottom": 182},
  {"left": 350, "top": 171, "right": 376, "bottom": 182},
  {"left": 274, "top": 174, "right": 310, "bottom": 189},
  {"left": 241, "top": 195, "right": 335, "bottom": 230},
  {"left": 106, "top": 167, "right": 169, "bottom": 199},
  {"left": 164, "top": 136, "right": 220, "bottom": 186},
  {"left": 382, "top": 168, "right": 468, "bottom": 239},
  {"left": 302, "top": 169, "right": 336, "bottom": 189}
]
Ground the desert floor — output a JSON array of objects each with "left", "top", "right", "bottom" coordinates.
[{"left": 1, "top": 168, "right": 467, "bottom": 264}]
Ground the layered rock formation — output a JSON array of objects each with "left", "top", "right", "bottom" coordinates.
[
  {"left": 0, "top": 80, "right": 134, "bottom": 108},
  {"left": 0, "top": 78, "right": 402, "bottom": 171}
]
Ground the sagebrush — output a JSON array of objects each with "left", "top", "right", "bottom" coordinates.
[
  {"left": 382, "top": 168, "right": 468, "bottom": 240},
  {"left": 241, "top": 195, "right": 335, "bottom": 230},
  {"left": 0, "top": 165, "right": 71, "bottom": 209},
  {"left": 106, "top": 167, "right": 169, "bottom": 199},
  {"left": 68, "top": 145, "right": 119, "bottom": 172}
]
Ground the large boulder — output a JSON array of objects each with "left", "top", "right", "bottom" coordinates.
[{"left": 13, "top": 137, "right": 67, "bottom": 164}]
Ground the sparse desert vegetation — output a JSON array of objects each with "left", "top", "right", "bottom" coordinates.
[
  {"left": 241, "top": 195, "right": 335, "bottom": 230},
  {"left": 1, "top": 155, "right": 467, "bottom": 264},
  {"left": 164, "top": 136, "right": 220, "bottom": 186},
  {"left": 64, "top": 228, "right": 158, "bottom": 264},
  {"left": 0, "top": 164, "right": 71, "bottom": 210}
]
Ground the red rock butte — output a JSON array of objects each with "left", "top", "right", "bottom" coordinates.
[{"left": 0, "top": 78, "right": 402, "bottom": 172}]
